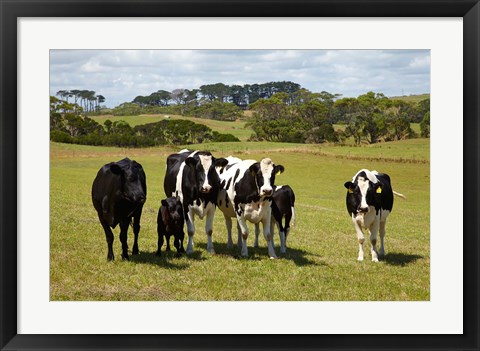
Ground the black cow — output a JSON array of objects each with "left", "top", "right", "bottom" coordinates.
[
  {"left": 344, "top": 169, "right": 405, "bottom": 262},
  {"left": 92, "top": 158, "right": 147, "bottom": 261},
  {"left": 156, "top": 196, "right": 185, "bottom": 257},
  {"left": 255, "top": 185, "right": 296, "bottom": 254},
  {"left": 163, "top": 150, "right": 228, "bottom": 254}
]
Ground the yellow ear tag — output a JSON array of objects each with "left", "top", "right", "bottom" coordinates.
[
  {"left": 348, "top": 189, "right": 353, "bottom": 194},
  {"left": 276, "top": 170, "right": 282, "bottom": 176},
  {"left": 376, "top": 187, "right": 382, "bottom": 194}
]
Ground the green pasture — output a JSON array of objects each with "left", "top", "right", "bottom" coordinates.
[
  {"left": 50, "top": 139, "right": 430, "bottom": 301},
  {"left": 388, "top": 94, "right": 430, "bottom": 103},
  {"left": 91, "top": 114, "right": 251, "bottom": 141}
]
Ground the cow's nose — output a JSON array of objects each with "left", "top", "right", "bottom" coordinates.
[
  {"left": 262, "top": 189, "right": 273, "bottom": 196},
  {"left": 138, "top": 196, "right": 146, "bottom": 204},
  {"left": 201, "top": 185, "right": 212, "bottom": 193},
  {"left": 358, "top": 206, "right": 369, "bottom": 213}
]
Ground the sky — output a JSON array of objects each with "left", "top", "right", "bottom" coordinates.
[{"left": 50, "top": 50, "right": 430, "bottom": 108}]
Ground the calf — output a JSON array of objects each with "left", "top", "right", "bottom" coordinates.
[
  {"left": 344, "top": 169, "right": 405, "bottom": 262},
  {"left": 164, "top": 150, "right": 228, "bottom": 254},
  {"left": 217, "top": 158, "right": 284, "bottom": 258},
  {"left": 254, "top": 185, "right": 296, "bottom": 254},
  {"left": 92, "top": 158, "right": 147, "bottom": 261},
  {"left": 156, "top": 197, "right": 185, "bottom": 257}
]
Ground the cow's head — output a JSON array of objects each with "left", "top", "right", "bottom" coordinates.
[
  {"left": 161, "top": 196, "right": 183, "bottom": 223},
  {"left": 185, "top": 152, "right": 228, "bottom": 194},
  {"left": 249, "top": 158, "right": 285, "bottom": 197},
  {"left": 344, "top": 170, "right": 381, "bottom": 215},
  {"left": 110, "top": 159, "right": 146, "bottom": 204}
]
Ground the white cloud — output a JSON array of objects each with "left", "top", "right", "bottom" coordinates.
[{"left": 50, "top": 49, "right": 430, "bottom": 107}]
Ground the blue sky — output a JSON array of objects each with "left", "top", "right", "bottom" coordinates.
[{"left": 50, "top": 49, "right": 430, "bottom": 108}]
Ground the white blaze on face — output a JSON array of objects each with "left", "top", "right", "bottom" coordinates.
[
  {"left": 259, "top": 158, "right": 274, "bottom": 195},
  {"left": 198, "top": 154, "right": 213, "bottom": 192},
  {"left": 356, "top": 176, "right": 370, "bottom": 210}
]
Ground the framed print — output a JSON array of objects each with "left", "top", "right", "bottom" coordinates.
[{"left": 2, "top": 0, "right": 479, "bottom": 350}]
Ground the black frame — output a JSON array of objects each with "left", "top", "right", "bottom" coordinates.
[{"left": 1, "top": 1, "right": 479, "bottom": 350}]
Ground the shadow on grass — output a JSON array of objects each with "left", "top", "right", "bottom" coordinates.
[
  {"left": 383, "top": 252, "right": 424, "bottom": 267},
  {"left": 197, "top": 242, "right": 327, "bottom": 267},
  {"left": 130, "top": 250, "right": 206, "bottom": 270}
]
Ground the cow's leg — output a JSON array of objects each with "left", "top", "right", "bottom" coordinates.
[
  {"left": 278, "top": 217, "right": 287, "bottom": 255},
  {"left": 262, "top": 217, "right": 277, "bottom": 258},
  {"left": 379, "top": 220, "right": 386, "bottom": 258},
  {"left": 236, "top": 222, "right": 242, "bottom": 249},
  {"left": 99, "top": 218, "right": 115, "bottom": 261},
  {"left": 156, "top": 233, "right": 164, "bottom": 257},
  {"left": 156, "top": 220, "right": 165, "bottom": 256},
  {"left": 132, "top": 209, "right": 142, "bottom": 255},
  {"left": 262, "top": 209, "right": 277, "bottom": 259},
  {"left": 225, "top": 216, "right": 234, "bottom": 248},
  {"left": 236, "top": 216, "right": 249, "bottom": 257},
  {"left": 205, "top": 208, "right": 215, "bottom": 254},
  {"left": 271, "top": 217, "right": 277, "bottom": 249},
  {"left": 165, "top": 233, "right": 171, "bottom": 251},
  {"left": 254, "top": 223, "right": 260, "bottom": 248},
  {"left": 283, "top": 212, "right": 292, "bottom": 253},
  {"left": 352, "top": 215, "right": 365, "bottom": 261},
  {"left": 173, "top": 230, "right": 185, "bottom": 257},
  {"left": 179, "top": 229, "right": 185, "bottom": 253},
  {"left": 369, "top": 220, "right": 380, "bottom": 262},
  {"left": 119, "top": 219, "right": 130, "bottom": 260},
  {"left": 185, "top": 208, "right": 195, "bottom": 254}
]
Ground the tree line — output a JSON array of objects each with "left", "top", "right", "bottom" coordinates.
[
  {"left": 132, "top": 81, "right": 301, "bottom": 108},
  {"left": 50, "top": 99, "right": 239, "bottom": 147},
  {"left": 55, "top": 90, "right": 106, "bottom": 113},
  {"left": 247, "top": 90, "right": 430, "bottom": 144}
]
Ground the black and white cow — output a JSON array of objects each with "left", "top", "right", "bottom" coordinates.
[
  {"left": 164, "top": 150, "right": 228, "bottom": 254},
  {"left": 344, "top": 169, "right": 405, "bottom": 262},
  {"left": 156, "top": 196, "right": 185, "bottom": 257},
  {"left": 92, "top": 158, "right": 147, "bottom": 261},
  {"left": 254, "top": 185, "right": 296, "bottom": 254},
  {"left": 217, "top": 158, "right": 284, "bottom": 258}
]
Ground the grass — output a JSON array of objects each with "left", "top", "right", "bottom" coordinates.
[
  {"left": 50, "top": 139, "right": 430, "bottom": 301},
  {"left": 388, "top": 94, "right": 430, "bottom": 103},
  {"left": 91, "top": 114, "right": 252, "bottom": 141}
]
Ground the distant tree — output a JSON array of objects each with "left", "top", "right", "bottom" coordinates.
[
  {"left": 420, "top": 111, "right": 430, "bottom": 138},
  {"left": 170, "top": 89, "right": 186, "bottom": 105}
]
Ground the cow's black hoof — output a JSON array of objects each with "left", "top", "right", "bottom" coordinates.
[
  {"left": 121, "top": 254, "right": 129, "bottom": 261},
  {"left": 132, "top": 246, "right": 139, "bottom": 255},
  {"left": 107, "top": 255, "right": 114, "bottom": 261}
]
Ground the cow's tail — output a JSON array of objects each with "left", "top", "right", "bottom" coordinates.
[
  {"left": 393, "top": 190, "right": 406, "bottom": 200},
  {"left": 291, "top": 206, "right": 297, "bottom": 228}
]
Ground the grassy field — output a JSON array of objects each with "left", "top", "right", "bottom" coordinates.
[
  {"left": 50, "top": 138, "right": 430, "bottom": 301},
  {"left": 91, "top": 114, "right": 252, "bottom": 141},
  {"left": 388, "top": 94, "right": 430, "bottom": 103}
]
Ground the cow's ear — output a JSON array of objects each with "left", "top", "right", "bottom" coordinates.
[
  {"left": 185, "top": 157, "right": 196, "bottom": 168},
  {"left": 249, "top": 162, "right": 260, "bottom": 176},
  {"left": 161, "top": 199, "right": 168, "bottom": 207},
  {"left": 274, "top": 165, "right": 285, "bottom": 176},
  {"left": 110, "top": 163, "right": 122, "bottom": 175},
  {"left": 344, "top": 181, "right": 354, "bottom": 193},
  {"left": 214, "top": 158, "right": 228, "bottom": 168}
]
